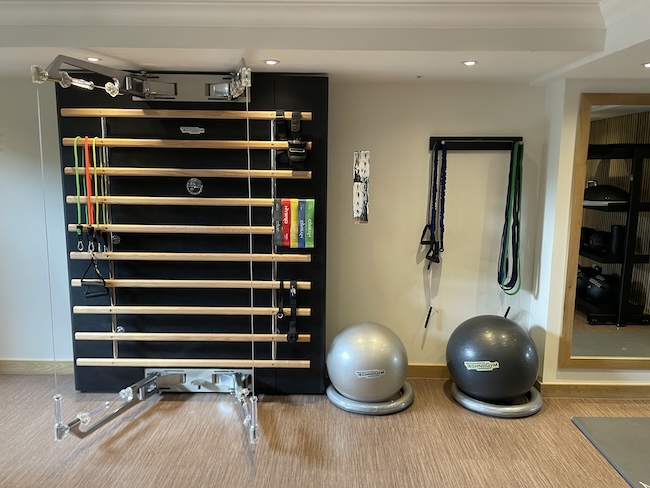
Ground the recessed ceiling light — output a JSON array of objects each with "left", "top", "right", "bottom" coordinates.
[
  {"left": 86, "top": 57, "right": 101, "bottom": 62},
  {"left": 643, "top": 62, "right": 650, "bottom": 68},
  {"left": 462, "top": 60, "right": 478, "bottom": 66},
  {"left": 264, "top": 59, "right": 279, "bottom": 66}
]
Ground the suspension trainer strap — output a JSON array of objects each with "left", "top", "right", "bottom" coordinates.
[
  {"left": 287, "top": 281, "right": 298, "bottom": 343},
  {"left": 73, "top": 137, "right": 84, "bottom": 251},
  {"left": 438, "top": 143, "right": 447, "bottom": 252},
  {"left": 498, "top": 141, "right": 523, "bottom": 295},
  {"left": 420, "top": 141, "right": 447, "bottom": 267}
]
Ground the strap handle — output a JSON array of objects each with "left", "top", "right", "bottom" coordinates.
[{"left": 287, "top": 281, "right": 298, "bottom": 343}]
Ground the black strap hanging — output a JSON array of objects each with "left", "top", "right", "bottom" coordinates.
[
  {"left": 420, "top": 141, "right": 447, "bottom": 268},
  {"left": 497, "top": 141, "right": 523, "bottom": 295},
  {"left": 287, "top": 281, "right": 298, "bottom": 343},
  {"left": 81, "top": 255, "right": 108, "bottom": 298},
  {"left": 276, "top": 110, "right": 307, "bottom": 166}
]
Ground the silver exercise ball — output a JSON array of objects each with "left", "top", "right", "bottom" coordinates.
[{"left": 327, "top": 322, "right": 408, "bottom": 403}]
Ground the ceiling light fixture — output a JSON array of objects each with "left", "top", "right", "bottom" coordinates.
[
  {"left": 644, "top": 62, "right": 650, "bottom": 68},
  {"left": 86, "top": 57, "right": 101, "bottom": 62},
  {"left": 462, "top": 60, "right": 478, "bottom": 66},
  {"left": 264, "top": 59, "right": 279, "bottom": 66}
]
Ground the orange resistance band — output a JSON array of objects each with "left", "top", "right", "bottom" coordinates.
[{"left": 84, "top": 136, "right": 95, "bottom": 227}]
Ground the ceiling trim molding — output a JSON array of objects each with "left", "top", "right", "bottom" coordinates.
[
  {"left": 598, "top": 0, "right": 650, "bottom": 27},
  {"left": 0, "top": 26, "right": 606, "bottom": 53},
  {"left": 0, "top": 1, "right": 605, "bottom": 30}
]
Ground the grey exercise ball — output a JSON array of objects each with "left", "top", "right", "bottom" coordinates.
[
  {"left": 446, "top": 315, "right": 539, "bottom": 403},
  {"left": 327, "top": 322, "right": 408, "bottom": 403}
]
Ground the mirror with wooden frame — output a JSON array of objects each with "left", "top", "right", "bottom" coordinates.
[{"left": 559, "top": 93, "right": 650, "bottom": 370}]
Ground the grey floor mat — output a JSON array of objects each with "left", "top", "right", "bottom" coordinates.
[{"left": 572, "top": 417, "right": 650, "bottom": 488}]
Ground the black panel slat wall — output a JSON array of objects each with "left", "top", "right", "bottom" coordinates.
[{"left": 56, "top": 73, "right": 327, "bottom": 394}]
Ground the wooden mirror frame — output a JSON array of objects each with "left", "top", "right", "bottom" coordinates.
[{"left": 559, "top": 93, "right": 650, "bottom": 369}]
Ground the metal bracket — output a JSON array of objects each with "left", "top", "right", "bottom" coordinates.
[{"left": 32, "top": 55, "right": 251, "bottom": 102}]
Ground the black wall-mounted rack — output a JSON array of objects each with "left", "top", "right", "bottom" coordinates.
[{"left": 429, "top": 136, "right": 523, "bottom": 152}]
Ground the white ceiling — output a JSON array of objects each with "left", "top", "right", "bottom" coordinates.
[{"left": 1, "top": 0, "right": 649, "bottom": 84}]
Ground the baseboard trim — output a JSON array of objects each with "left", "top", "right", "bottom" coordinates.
[
  {"left": 539, "top": 382, "right": 650, "bottom": 399},
  {"left": 2, "top": 361, "right": 648, "bottom": 398},
  {"left": 407, "top": 364, "right": 650, "bottom": 398},
  {"left": 407, "top": 364, "right": 449, "bottom": 379},
  {"left": 0, "top": 360, "right": 74, "bottom": 375}
]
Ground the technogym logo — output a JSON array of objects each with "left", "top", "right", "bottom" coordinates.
[
  {"left": 464, "top": 361, "right": 500, "bottom": 371},
  {"left": 180, "top": 126, "right": 206, "bottom": 135},
  {"left": 355, "top": 369, "right": 386, "bottom": 379}
]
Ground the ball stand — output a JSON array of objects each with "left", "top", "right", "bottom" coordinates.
[
  {"left": 450, "top": 382, "right": 542, "bottom": 418},
  {"left": 326, "top": 382, "right": 415, "bottom": 415}
]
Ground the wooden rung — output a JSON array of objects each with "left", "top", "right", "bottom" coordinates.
[
  {"left": 73, "top": 306, "right": 311, "bottom": 316},
  {"left": 63, "top": 167, "right": 311, "bottom": 179},
  {"left": 62, "top": 137, "right": 312, "bottom": 150},
  {"left": 71, "top": 279, "right": 311, "bottom": 290},
  {"left": 76, "top": 358, "right": 310, "bottom": 369},
  {"left": 66, "top": 196, "right": 274, "bottom": 207},
  {"left": 68, "top": 224, "right": 273, "bottom": 235},
  {"left": 60, "top": 108, "right": 312, "bottom": 121},
  {"left": 70, "top": 251, "right": 311, "bottom": 263},
  {"left": 75, "top": 332, "right": 310, "bottom": 343}
]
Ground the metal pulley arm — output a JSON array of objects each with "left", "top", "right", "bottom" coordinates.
[
  {"left": 54, "top": 372, "right": 166, "bottom": 440},
  {"left": 31, "top": 54, "right": 147, "bottom": 98}
]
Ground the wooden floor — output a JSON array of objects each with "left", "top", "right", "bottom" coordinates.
[{"left": 2, "top": 374, "right": 650, "bottom": 488}]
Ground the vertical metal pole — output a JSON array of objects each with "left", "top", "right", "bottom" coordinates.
[{"left": 270, "top": 119, "right": 278, "bottom": 360}]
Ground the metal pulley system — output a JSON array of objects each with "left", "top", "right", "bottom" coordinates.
[{"left": 32, "top": 55, "right": 251, "bottom": 102}]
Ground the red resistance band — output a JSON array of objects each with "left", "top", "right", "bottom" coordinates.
[
  {"left": 83, "top": 136, "right": 96, "bottom": 252},
  {"left": 84, "top": 136, "right": 95, "bottom": 227}
]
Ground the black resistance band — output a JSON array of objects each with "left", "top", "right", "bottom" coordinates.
[
  {"left": 498, "top": 141, "right": 523, "bottom": 295},
  {"left": 420, "top": 141, "right": 447, "bottom": 267}
]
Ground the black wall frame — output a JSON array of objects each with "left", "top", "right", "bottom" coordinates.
[
  {"left": 429, "top": 136, "right": 523, "bottom": 153},
  {"left": 56, "top": 73, "right": 328, "bottom": 394}
]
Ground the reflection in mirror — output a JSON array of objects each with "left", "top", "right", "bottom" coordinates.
[{"left": 560, "top": 93, "right": 650, "bottom": 370}]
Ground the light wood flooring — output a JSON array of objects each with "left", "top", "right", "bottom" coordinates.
[
  {"left": 572, "top": 310, "right": 650, "bottom": 357},
  {"left": 2, "top": 374, "right": 650, "bottom": 488}
]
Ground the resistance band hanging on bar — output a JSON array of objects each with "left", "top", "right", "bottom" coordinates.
[
  {"left": 498, "top": 141, "right": 523, "bottom": 295},
  {"left": 73, "top": 137, "right": 84, "bottom": 251},
  {"left": 92, "top": 137, "right": 107, "bottom": 252},
  {"left": 420, "top": 141, "right": 447, "bottom": 267},
  {"left": 83, "top": 136, "right": 97, "bottom": 251}
]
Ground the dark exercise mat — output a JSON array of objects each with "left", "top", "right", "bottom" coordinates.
[{"left": 572, "top": 417, "right": 650, "bottom": 488}]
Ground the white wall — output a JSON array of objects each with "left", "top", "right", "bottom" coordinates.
[
  {"left": 0, "top": 78, "right": 548, "bottom": 367},
  {"left": 0, "top": 78, "right": 72, "bottom": 360},
  {"left": 327, "top": 82, "right": 546, "bottom": 365},
  {"left": 5, "top": 75, "right": 650, "bottom": 385},
  {"left": 541, "top": 78, "right": 650, "bottom": 383}
]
